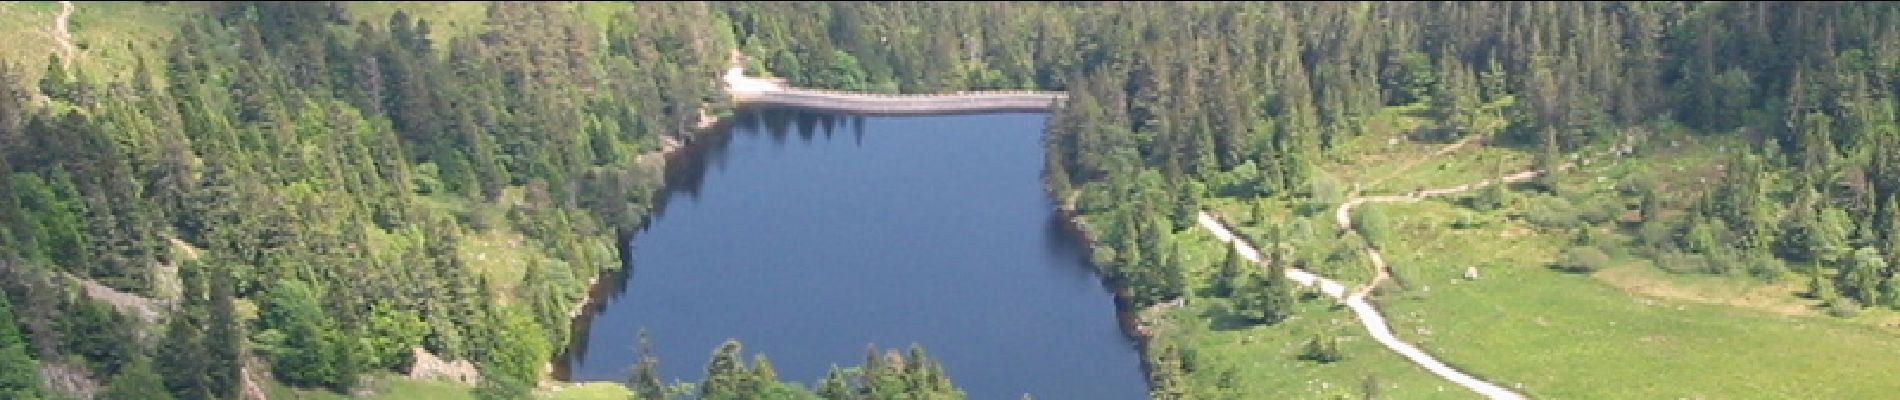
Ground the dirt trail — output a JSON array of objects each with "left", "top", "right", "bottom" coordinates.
[
  {"left": 52, "top": 1, "right": 75, "bottom": 69},
  {"left": 1362, "top": 132, "right": 1491, "bottom": 191}
]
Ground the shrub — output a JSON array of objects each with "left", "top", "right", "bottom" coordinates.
[
  {"left": 1826, "top": 298, "right": 1861, "bottom": 318},
  {"left": 1524, "top": 195, "right": 1579, "bottom": 229},
  {"left": 1557, "top": 246, "right": 1611, "bottom": 273},
  {"left": 1577, "top": 196, "right": 1625, "bottom": 226},
  {"left": 1654, "top": 251, "right": 1709, "bottom": 274}
]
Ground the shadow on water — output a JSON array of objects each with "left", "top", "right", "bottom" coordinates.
[{"left": 551, "top": 106, "right": 853, "bottom": 380}]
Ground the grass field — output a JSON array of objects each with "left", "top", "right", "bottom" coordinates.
[
  {"left": 0, "top": 1, "right": 199, "bottom": 85},
  {"left": 1325, "top": 122, "right": 1900, "bottom": 398},
  {"left": 1155, "top": 298, "right": 1481, "bottom": 399},
  {"left": 343, "top": 1, "right": 491, "bottom": 51},
  {"left": 1158, "top": 101, "right": 1900, "bottom": 399},
  {"left": 1369, "top": 198, "right": 1900, "bottom": 399}
]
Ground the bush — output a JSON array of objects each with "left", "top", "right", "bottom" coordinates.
[
  {"left": 1524, "top": 195, "right": 1580, "bottom": 229},
  {"left": 1654, "top": 251, "right": 1709, "bottom": 274},
  {"left": 1826, "top": 298, "right": 1861, "bottom": 318},
  {"left": 1469, "top": 182, "right": 1512, "bottom": 212},
  {"left": 1743, "top": 251, "right": 1787, "bottom": 281},
  {"left": 1556, "top": 246, "right": 1611, "bottom": 273},
  {"left": 1577, "top": 196, "right": 1625, "bottom": 226},
  {"left": 1355, "top": 206, "right": 1394, "bottom": 245},
  {"left": 1638, "top": 219, "right": 1678, "bottom": 253}
]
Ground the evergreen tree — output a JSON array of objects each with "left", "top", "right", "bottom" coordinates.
[
  {"left": 1841, "top": 248, "right": 1888, "bottom": 307},
  {"left": 205, "top": 263, "right": 244, "bottom": 398},
  {"left": 1236, "top": 226, "right": 1296, "bottom": 325},
  {"left": 0, "top": 293, "right": 42, "bottom": 400},
  {"left": 628, "top": 330, "right": 664, "bottom": 400},
  {"left": 102, "top": 356, "right": 175, "bottom": 400},
  {"left": 700, "top": 339, "right": 748, "bottom": 400},
  {"left": 815, "top": 366, "right": 849, "bottom": 400},
  {"left": 157, "top": 308, "right": 212, "bottom": 400},
  {"left": 1301, "top": 331, "right": 1343, "bottom": 363},
  {"left": 1211, "top": 245, "right": 1245, "bottom": 298},
  {"left": 261, "top": 279, "right": 348, "bottom": 389}
]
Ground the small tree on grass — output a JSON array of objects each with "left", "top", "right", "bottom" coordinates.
[
  {"left": 1839, "top": 247, "right": 1887, "bottom": 306},
  {"left": 1300, "top": 331, "right": 1343, "bottom": 363},
  {"left": 1210, "top": 246, "right": 1245, "bottom": 298},
  {"left": 1235, "top": 233, "right": 1296, "bottom": 325}
]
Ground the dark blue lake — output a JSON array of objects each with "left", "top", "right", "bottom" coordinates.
[{"left": 562, "top": 108, "right": 1147, "bottom": 400}]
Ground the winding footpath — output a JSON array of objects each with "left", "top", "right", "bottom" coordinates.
[
  {"left": 1200, "top": 133, "right": 1583, "bottom": 399},
  {"left": 51, "top": 0, "right": 76, "bottom": 69},
  {"left": 1197, "top": 210, "right": 1526, "bottom": 400}
]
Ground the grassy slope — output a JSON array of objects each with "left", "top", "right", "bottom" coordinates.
[
  {"left": 1371, "top": 195, "right": 1900, "bottom": 398},
  {"left": 0, "top": 1, "right": 200, "bottom": 84},
  {"left": 1147, "top": 223, "right": 1478, "bottom": 399},
  {"left": 1177, "top": 102, "right": 1900, "bottom": 398},
  {"left": 1353, "top": 129, "right": 1900, "bottom": 398},
  {"left": 0, "top": 3, "right": 647, "bottom": 398},
  {"left": 0, "top": 0, "right": 655, "bottom": 312}
]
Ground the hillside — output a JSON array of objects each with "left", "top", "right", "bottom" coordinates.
[{"left": 2, "top": 2, "right": 1899, "bottom": 400}]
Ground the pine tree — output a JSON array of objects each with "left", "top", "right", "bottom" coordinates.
[
  {"left": 206, "top": 263, "right": 244, "bottom": 398},
  {"left": 628, "top": 330, "right": 664, "bottom": 400},
  {"left": 102, "top": 356, "right": 174, "bottom": 400},
  {"left": 1236, "top": 226, "right": 1297, "bottom": 325},
  {"left": 815, "top": 366, "right": 850, "bottom": 400},
  {"left": 742, "top": 354, "right": 777, "bottom": 396},
  {"left": 700, "top": 339, "right": 748, "bottom": 399},
  {"left": 157, "top": 310, "right": 212, "bottom": 400},
  {"left": 1840, "top": 248, "right": 1887, "bottom": 306},
  {"left": 1301, "top": 331, "right": 1343, "bottom": 363},
  {"left": 0, "top": 293, "right": 42, "bottom": 400},
  {"left": 1211, "top": 245, "right": 1245, "bottom": 297}
]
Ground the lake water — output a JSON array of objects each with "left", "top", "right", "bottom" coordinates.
[{"left": 561, "top": 108, "right": 1148, "bottom": 399}]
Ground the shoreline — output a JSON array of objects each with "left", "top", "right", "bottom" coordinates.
[{"left": 543, "top": 105, "right": 716, "bottom": 387}]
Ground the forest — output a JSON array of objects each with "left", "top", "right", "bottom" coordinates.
[
  {"left": 1, "top": 1, "right": 735, "bottom": 398},
  {"left": 3, "top": 1, "right": 1900, "bottom": 399}
]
